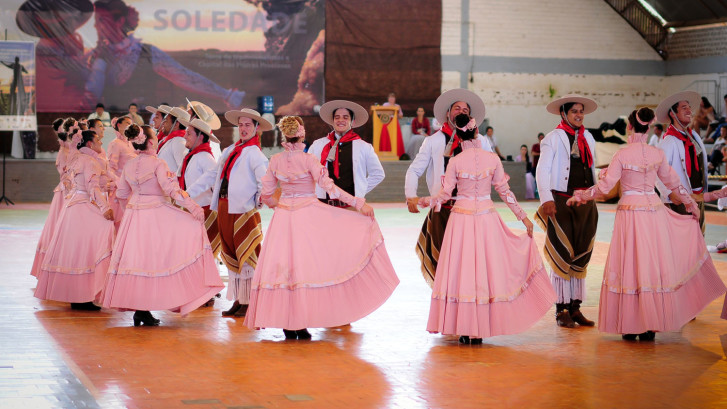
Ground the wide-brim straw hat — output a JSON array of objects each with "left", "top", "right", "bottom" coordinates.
[
  {"left": 168, "top": 106, "right": 191, "bottom": 122},
  {"left": 433, "top": 89, "right": 486, "bottom": 126},
  {"left": 319, "top": 100, "right": 369, "bottom": 128},
  {"left": 145, "top": 105, "right": 158, "bottom": 114},
  {"left": 157, "top": 105, "right": 173, "bottom": 116},
  {"left": 16, "top": 0, "right": 93, "bottom": 39},
  {"left": 224, "top": 108, "right": 273, "bottom": 131},
  {"left": 178, "top": 117, "right": 220, "bottom": 144},
  {"left": 546, "top": 94, "right": 597, "bottom": 115},
  {"left": 187, "top": 99, "right": 221, "bottom": 130},
  {"left": 655, "top": 91, "right": 701, "bottom": 123}
]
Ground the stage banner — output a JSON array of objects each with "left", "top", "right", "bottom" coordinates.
[
  {"left": 3, "top": 0, "right": 324, "bottom": 114},
  {"left": 0, "top": 41, "right": 36, "bottom": 131}
]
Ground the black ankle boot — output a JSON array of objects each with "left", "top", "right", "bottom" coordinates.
[
  {"left": 133, "top": 310, "right": 160, "bottom": 327},
  {"left": 569, "top": 299, "right": 595, "bottom": 326},
  {"left": 622, "top": 334, "right": 637, "bottom": 341},
  {"left": 459, "top": 336, "right": 470, "bottom": 344},
  {"left": 70, "top": 302, "right": 101, "bottom": 311},
  {"left": 296, "top": 329, "right": 312, "bottom": 339},
  {"left": 222, "top": 301, "right": 241, "bottom": 316},
  {"left": 638, "top": 331, "right": 655, "bottom": 341},
  {"left": 470, "top": 338, "right": 483, "bottom": 345},
  {"left": 283, "top": 329, "right": 298, "bottom": 339},
  {"left": 555, "top": 303, "right": 576, "bottom": 328}
]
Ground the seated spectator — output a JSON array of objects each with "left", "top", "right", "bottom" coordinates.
[
  {"left": 127, "top": 103, "right": 144, "bottom": 126},
  {"left": 485, "top": 126, "right": 505, "bottom": 160},
  {"left": 87, "top": 103, "right": 111, "bottom": 126},
  {"left": 515, "top": 144, "right": 536, "bottom": 199},
  {"left": 531, "top": 132, "right": 544, "bottom": 171},
  {"left": 648, "top": 124, "right": 663, "bottom": 146},
  {"left": 692, "top": 96, "right": 715, "bottom": 140},
  {"left": 406, "top": 107, "right": 431, "bottom": 157},
  {"left": 708, "top": 127, "right": 727, "bottom": 175}
]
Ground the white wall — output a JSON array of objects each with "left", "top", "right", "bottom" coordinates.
[{"left": 441, "top": 0, "right": 727, "bottom": 158}]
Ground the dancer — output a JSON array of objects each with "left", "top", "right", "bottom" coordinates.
[
  {"left": 405, "top": 88, "right": 492, "bottom": 287},
  {"left": 243, "top": 116, "right": 399, "bottom": 339},
  {"left": 210, "top": 109, "right": 270, "bottom": 317},
  {"left": 567, "top": 107, "right": 726, "bottom": 340},
  {"left": 100, "top": 124, "right": 224, "bottom": 326},
  {"left": 157, "top": 106, "right": 190, "bottom": 174},
  {"left": 418, "top": 113, "right": 555, "bottom": 344},
  {"left": 178, "top": 116, "right": 222, "bottom": 258},
  {"left": 35, "top": 129, "right": 115, "bottom": 310},
  {"left": 106, "top": 116, "right": 135, "bottom": 178},
  {"left": 30, "top": 118, "right": 72, "bottom": 278},
  {"left": 655, "top": 91, "right": 708, "bottom": 233},
  {"left": 308, "top": 100, "right": 384, "bottom": 206},
  {"left": 535, "top": 94, "right": 599, "bottom": 328}
]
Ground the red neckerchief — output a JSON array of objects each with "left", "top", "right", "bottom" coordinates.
[
  {"left": 441, "top": 122, "right": 461, "bottom": 156},
  {"left": 220, "top": 135, "right": 260, "bottom": 181},
  {"left": 664, "top": 124, "right": 698, "bottom": 177},
  {"left": 178, "top": 142, "right": 213, "bottom": 189},
  {"left": 157, "top": 129, "right": 184, "bottom": 153},
  {"left": 319, "top": 130, "right": 361, "bottom": 178},
  {"left": 556, "top": 120, "right": 592, "bottom": 167}
]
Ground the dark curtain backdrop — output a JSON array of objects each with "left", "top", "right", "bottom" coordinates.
[{"left": 325, "top": 0, "right": 442, "bottom": 138}]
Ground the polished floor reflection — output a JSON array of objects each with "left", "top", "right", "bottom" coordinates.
[{"left": 1, "top": 202, "right": 726, "bottom": 408}]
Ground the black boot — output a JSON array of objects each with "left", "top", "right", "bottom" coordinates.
[
  {"left": 638, "top": 331, "right": 656, "bottom": 341},
  {"left": 622, "top": 334, "right": 637, "bottom": 341},
  {"left": 283, "top": 329, "right": 298, "bottom": 339},
  {"left": 222, "top": 300, "right": 241, "bottom": 316},
  {"left": 569, "top": 299, "right": 595, "bottom": 326},
  {"left": 555, "top": 303, "right": 576, "bottom": 328},
  {"left": 70, "top": 302, "right": 101, "bottom": 311},
  {"left": 133, "top": 310, "right": 160, "bottom": 327},
  {"left": 296, "top": 329, "right": 312, "bottom": 339},
  {"left": 458, "top": 336, "right": 470, "bottom": 344},
  {"left": 470, "top": 338, "right": 483, "bottom": 345},
  {"left": 233, "top": 304, "right": 249, "bottom": 317}
]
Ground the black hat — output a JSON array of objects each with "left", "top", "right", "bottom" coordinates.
[{"left": 16, "top": 0, "right": 93, "bottom": 39}]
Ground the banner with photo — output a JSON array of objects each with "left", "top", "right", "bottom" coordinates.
[
  {"left": 0, "top": 41, "right": 36, "bottom": 131},
  {"left": 2, "top": 0, "right": 325, "bottom": 115}
]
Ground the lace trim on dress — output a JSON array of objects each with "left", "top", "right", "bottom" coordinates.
[
  {"left": 622, "top": 162, "right": 660, "bottom": 172},
  {"left": 456, "top": 169, "right": 494, "bottom": 180},
  {"left": 604, "top": 250, "right": 710, "bottom": 294}
]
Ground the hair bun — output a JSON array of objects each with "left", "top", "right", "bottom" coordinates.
[
  {"left": 277, "top": 116, "right": 303, "bottom": 138},
  {"left": 454, "top": 113, "right": 470, "bottom": 128},
  {"left": 636, "top": 107, "right": 655, "bottom": 123},
  {"left": 125, "top": 123, "right": 141, "bottom": 139}
]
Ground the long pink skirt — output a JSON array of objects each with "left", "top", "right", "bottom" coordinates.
[
  {"left": 35, "top": 196, "right": 114, "bottom": 303},
  {"left": 30, "top": 186, "right": 65, "bottom": 278},
  {"left": 100, "top": 200, "right": 224, "bottom": 314},
  {"left": 426, "top": 210, "right": 556, "bottom": 338},
  {"left": 598, "top": 207, "right": 727, "bottom": 334},
  {"left": 243, "top": 201, "right": 399, "bottom": 330},
  {"left": 722, "top": 296, "right": 727, "bottom": 320}
]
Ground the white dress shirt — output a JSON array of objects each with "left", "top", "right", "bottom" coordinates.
[
  {"left": 656, "top": 127, "right": 709, "bottom": 202},
  {"left": 210, "top": 144, "right": 268, "bottom": 214},
  {"left": 535, "top": 128, "right": 597, "bottom": 204},
  {"left": 405, "top": 131, "right": 493, "bottom": 198},
  {"left": 183, "top": 151, "right": 218, "bottom": 207},
  {"left": 158, "top": 136, "right": 188, "bottom": 175},
  {"left": 307, "top": 136, "right": 385, "bottom": 199}
]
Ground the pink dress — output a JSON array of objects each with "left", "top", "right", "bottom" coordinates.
[
  {"left": 30, "top": 141, "right": 70, "bottom": 278},
  {"left": 100, "top": 151, "right": 224, "bottom": 314},
  {"left": 35, "top": 147, "right": 115, "bottom": 303},
  {"left": 573, "top": 133, "right": 727, "bottom": 334},
  {"left": 426, "top": 140, "right": 556, "bottom": 338},
  {"left": 243, "top": 142, "right": 399, "bottom": 330},
  {"left": 106, "top": 133, "right": 136, "bottom": 228}
]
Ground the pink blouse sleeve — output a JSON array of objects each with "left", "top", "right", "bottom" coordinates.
[
  {"left": 155, "top": 160, "right": 200, "bottom": 212},
  {"left": 107, "top": 143, "right": 121, "bottom": 179},
  {"left": 705, "top": 187, "right": 727, "bottom": 202},
  {"left": 492, "top": 159, "right": 527, "bottom": 220},
  {"left": 260, "top": 157, "right": 279, "bottom": 207},
  {"left": 307, "top": 155, "right": 365, "bottom": 210},
  {"left": 83, "top": 159, "right": 111, "bottom": 213},
  {"left": 430, "top": 159, "right": 457, "bottom": 208},
  {"left": 116, "top": 167, "right": 132, "bottom": 200},
  {"left": 655, "top": 151, "right": 698, "bottom": 209},
  {"left": 575, "top": 154, "right": 623, "bottom": 203}
]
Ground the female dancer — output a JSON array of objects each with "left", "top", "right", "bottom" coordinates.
[
  {"left": 419, "top": 113, "right": 556, "bottom": 344},
  {"left": 100, "top": 124, "right": 224, "bottom": 326},
  {"left": 30, "top": 118, "right": 71, "bottom": 278},
  {"left": 35, "top": 129, "right": 115, "bottom": 310},
  {"left": 567, "top": 107, "right": 727, "bottom": 340},
  {"left": 243, "top": 116, "right": 399, "bottom": 340}
]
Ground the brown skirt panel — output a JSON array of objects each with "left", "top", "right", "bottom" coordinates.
[{"left": 217, "top": 200, "right": 263, "bottom": 274}]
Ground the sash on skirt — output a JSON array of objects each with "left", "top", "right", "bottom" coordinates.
[
  {"left": 217, "top": 201, "right": 262, "bottom": 274},
  {"left": 535, "top": 193, "right": 598, "bottom": 280}
]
